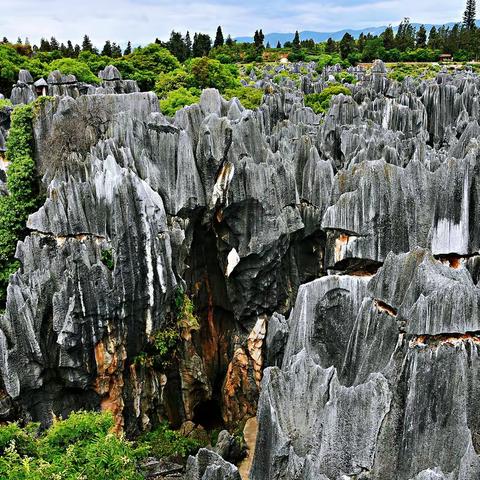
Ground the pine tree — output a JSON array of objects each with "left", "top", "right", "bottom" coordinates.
[
  {"left": 225, "top": 35, "right": 234, "bottom": 46},
  {"left": 339, "top": 32, "right": 355, "bottom": 59},
  {"left": 82, "top": 34, "right": 93, "bottom": 52},
  {"left": 39, "top": 38, "right": 51, "bottom": 52},
  {"left": 50, "top": 36, "right": 60, "bottom": 50},
  {"left": 292, "top": 31, "right": 301, "bottom": 50},
  {"left": 381, "top": 26, "right": 395, "bottom": 50},
  {"left": 124, "top": 41, "right": 132, "bottom": 55},
  {"left": 111, "top": 42, "right": 122, "bottom": 58},
  {"left": 167, "top": 31, "right": 189, "bottom": 61},
  {"left": 214, "top": 26, "right": 224, "bottom": 48},
  {"left": 463, "top": 0, "right": 477, "bottom": 30},
  {"left": 276, "top": 41, "right": 282, "bottom": 48},
  {"left": 185, "top": 32, "right": 192, "bottom": 55},
  {"left": 325, "top": 37, "right": 336, "bottom": 53},
  {"left": 192, "top": 33, "right": 211, "bottom": 57},
  {"left": 66, "top": 40, "right": 74, "bottom": 57},
  {"left": 416, "top": 25, "right": 427, "bottom": 48},
  {"left": 102, "top": 40, "right": 113, "bottom": 57},
  {"left": 266, "top": 41, "right": 271, "bottom": 49},
  {"left": 74, "top": 44, "right": 81, "bottom": 57}
]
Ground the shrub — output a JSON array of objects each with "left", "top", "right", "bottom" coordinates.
[
  {"left": 139, "top": 422, "right": 202, "bottom": 459},
  {"left": 0, "top": 411, "right": 145, "bottom": 480},
  {"left": 304, "top": 84, "right": 352, "bottom": 114},
  {"left": 223, "top": 86, "right": 264, "bottom": 110},
  {"left": 155, "top": 68, "right": 194, "bottom": 98},
  {"left": 48, "top": 58, "right": 100, "bottom": 84},
  {"left": 159, "top": 87, "right": 200, "bottom": 116},
  {"left": 187, "top": 57, "right": 239, "bottom": 91}
]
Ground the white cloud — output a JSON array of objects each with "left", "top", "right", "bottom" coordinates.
[{"left": 0, "top": 0, "right": 466, "bottom": 47}]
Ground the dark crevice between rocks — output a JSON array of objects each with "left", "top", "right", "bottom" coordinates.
[
  {"left": 373, "top": 299, "right": 398, "bottom": 317},
  {"left": 192, "top": 399, "right": 225, "bottom": 430},
  {"left": 329, "top": 257, "right": 383, "bottom": 276},
  {"left": 183, "top": 217, "right": 236, "bottom": 428}
]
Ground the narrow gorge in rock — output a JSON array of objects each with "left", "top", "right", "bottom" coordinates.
[{"left": 1, "top": 9, "right": 480, "bottom": 478}]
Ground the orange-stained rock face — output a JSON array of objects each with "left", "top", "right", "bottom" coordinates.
[
  {"left": 222, "top": 316, "right": 267, "bottom": 426},
  {"left": 373, "top": 299, "right": 398, "bottom": 317},
  {"left": 410, "top": 332, "right": 480, "bottom": 349},
  {"left": 334, "top": 234, "right": 350, "bottom": 264},
  {"left": 94, "top": 335, "right": 126, "bottom": 432}
]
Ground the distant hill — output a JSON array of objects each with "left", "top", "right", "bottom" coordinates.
[{"left": 235, "top": 21, "right": 480, "bottom": 44}]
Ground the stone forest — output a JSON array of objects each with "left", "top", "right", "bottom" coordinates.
[{"left": 1, "top": 2, "right": 480, "bottom": 479}]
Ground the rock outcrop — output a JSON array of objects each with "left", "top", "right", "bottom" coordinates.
[{"left": 1, "top": 61, "right": 480, "bottom": 479}]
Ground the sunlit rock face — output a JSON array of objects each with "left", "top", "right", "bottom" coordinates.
[{"left": 1, "top": 61, "right": 480, "bottom": 478}]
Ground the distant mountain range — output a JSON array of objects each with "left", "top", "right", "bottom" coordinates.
[{"left": 235, "top": 21, "right": 480, "bottom": 44}]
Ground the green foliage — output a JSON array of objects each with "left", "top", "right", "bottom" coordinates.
[
  {"left": 155, "top": 68, "right": 195, "bottom": 97},
  {"left": 48, "top": 58, "right": 100, "bottom": 84},
  {"left": 134, "top": 288, "right": 199, "bottom": 368},
  {"left": 139, "top": 422, "right": 202, "bottom": 459},
  {"left": 304, "top": 85, "right": 352, "bottom": 114},
  {"left": 223, "top": 86, "right": 264, "bottom": 110},
  {"left": 101, "top": 248, "right": 114, "bottom": 271},
  {"left": 187, "top": 57, "right": 239, "bottom": 91},
  {"left": 118, "top": 44, "right": 180, "bottom": 90},
  {"left": 175, "top": 288, "right": 200, "bottom": 333},
  {"left": 151, "top": 328, "right": 180, "bottom": 361},
  {"left": 0, "top": 422, "right": 38, "bottom": 457},
  {"left": 0, "top": 411, "right": 145, "bottom": 480},
  {"left": 0, "top": 98, "right": 12, "bottom": 109},
  {"left": 159, "top": 87, "right": 200, "bottom": 116},
  {"left": 0, "top": 103, "right": 39, "bottom": 306}
]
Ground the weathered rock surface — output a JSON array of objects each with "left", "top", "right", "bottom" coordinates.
[{"left": 1, "top": 62, "right": 480, "bottom": 479}]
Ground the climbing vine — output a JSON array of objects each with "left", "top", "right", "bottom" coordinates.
[{"left": 0, "top": 102, "right": 39, "bottom": 308}]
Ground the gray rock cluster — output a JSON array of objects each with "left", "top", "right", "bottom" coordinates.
[
  {"left": 8, "top": 66, "right": 140, "bottom": 105},
  {"left": 0, "top": 60, "right": 479, "bottom": 479}
]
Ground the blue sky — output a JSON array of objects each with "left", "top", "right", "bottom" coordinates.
[{"left": 1, "top": 0, "right": 466, "bottom": 46}]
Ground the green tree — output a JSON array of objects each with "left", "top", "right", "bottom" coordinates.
[
  {"left": 396, "top": 18, "right": 415, "bottom": 51},
  {"left": 185, "top": 31, "right": 192, "bottom": 56},
  {"left": 416, "top": 25, "right": 427, "bottom": 48},
  {"left": 167, "top": 31, "right": 189, "bottom": 62},
  {"left": 276, "top": 40, "right": 282, "bottom": 48},
  {"left": 382, "top": 26, "right": 395, "bottom": 50},
  {"left": 463, "top": 0, "right": 477, "bottom": 30},
  {"left": 214, "top": 26, "right": 224, "bottom": 48},
  {"left": 339, "top": 32, "right": 355, "bottom": 59},
  {"left": 192, "top": 33, "right": 211, "bottom": 57},
  {"left": 325, "top": 37, "right": 337, "bottom": 53},
  {"left": 102, "top": 40, "right": 113, "bottom": 57},
  {"left": 124, "top": 41, "right": 132, "bottom": 55},
  {"left": 292, "top": 31, "right": 301, "bottom": 50},
  {"left": 82, "top": 34, "right": 94, "bottom": 52}
]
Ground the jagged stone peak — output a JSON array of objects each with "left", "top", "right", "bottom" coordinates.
[{"left": 98, "top": 65, "right": 122, "bottom": 81}]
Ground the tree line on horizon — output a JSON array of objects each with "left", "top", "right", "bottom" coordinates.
[{"left": 2, "top": 0, "right": 478, "bottom": 65}]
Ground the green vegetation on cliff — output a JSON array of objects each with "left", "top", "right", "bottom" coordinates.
[
  {"left": 0, "top": 102, "right": 40, "bottom": 307},
  {"left": 304, "top": 84, "right": 352, "bottom": 114}
]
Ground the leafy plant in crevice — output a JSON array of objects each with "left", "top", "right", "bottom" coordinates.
[
  {"left": 304, "top": 84, "right": 352, "bottom": 114},
  {"left": 133, "top": 287, "right": 200, "bottom": 369},
  {"left": 101, "top": 248, "right": 114, "bottom": 271},
  {"left": 0, "top": 102, "right": 40, "bottom": 307}
]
